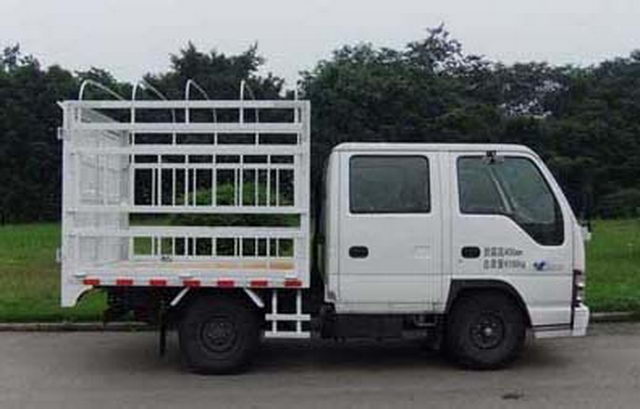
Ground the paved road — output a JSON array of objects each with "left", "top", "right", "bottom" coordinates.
[{"left": 1, "top": 323, "right": 639, "bottom": 409}]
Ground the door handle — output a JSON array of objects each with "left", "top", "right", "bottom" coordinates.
[
  {"left": 349, "top": 246, "right": 369, "bottom": 258},
  {"left": 461, "top": 246, "right": 481, "bottom": 259}
]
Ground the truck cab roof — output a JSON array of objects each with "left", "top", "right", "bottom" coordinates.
[{"left": 333, "top": 143, "right": 537, "bottom": 156}]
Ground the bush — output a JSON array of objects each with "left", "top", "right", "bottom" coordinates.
[
  {"left": 168, "top": 183, "right": 298, "bottom": 227},
  {"left": 597, "top": 188, "right": 640, "bottom": 218}
]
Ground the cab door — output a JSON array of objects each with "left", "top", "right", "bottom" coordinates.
[
  {"left": 336, "top": 151, "right": 443, "bottom": 313},
  {"left": 450, "top": 151, "right": 574, "bottom": 328}
]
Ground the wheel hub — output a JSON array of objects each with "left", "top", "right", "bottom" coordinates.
[
  {"left": 201, "top": 316, "right": 237, "bottom": 353},
  {"left": 470, "top": 313, "right": 505, "bottom": 350}
]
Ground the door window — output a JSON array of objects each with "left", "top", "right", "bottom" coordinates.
[
  {"left": 457, "top": 156, "right": 563, "bottom": 245},
  {"left": 350, "top": 156, "right": 430, "bottom": 213}
]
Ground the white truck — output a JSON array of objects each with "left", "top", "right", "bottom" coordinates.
[{"left": 58, "top": 80, "right": 589, "bottom": 374}]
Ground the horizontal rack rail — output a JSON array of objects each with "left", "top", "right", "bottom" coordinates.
[
  {"left": 70, "top": 226, "right": 305, "bottom": 238},
  {"left": 130, "top": 163, "right": 296, "bottom": 171},
  {"left": 70, "top": 123, "right": 303, "bottom": 133},
  {"left": 61, "top": 100, "right": 307, "bottom": 109},
  {"left": 68, "top": 146, "right": 304, "bottom": 155},
  {"left": 67, "top": 206, "right": 304, "bottom": 214}
]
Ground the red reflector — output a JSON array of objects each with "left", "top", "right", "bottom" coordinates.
[
  {"left": 217, "top": 279, "right": 235, "bottom": 288},
  {"left": 250, "top": 279, "right": 268, "bottom": 288},
  {"left": 183, "top": 279, "right": 201, "bottom": 287},
  {"left": 116, "top": 278, "right": 134, "bottom": 286},
  {"left": 149, "top": 279, "right": 167, "bottom": 287},
  {"left": 83, "top": 278, "right": 100, "bottom": 286},
  {"left": 284, "top": 279, "right": 302, "bottom": 288}
]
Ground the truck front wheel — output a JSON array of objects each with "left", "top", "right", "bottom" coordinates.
[
  {"left": 178, "top": 295, "right": 260, "bottom": 374},
  {"left": 445, "top": 291, "right": 525, "bottom": 369}
]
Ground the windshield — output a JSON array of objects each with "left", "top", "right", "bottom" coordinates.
[{"left": 457, "top": 156, "right": 564, "bottom": 246}]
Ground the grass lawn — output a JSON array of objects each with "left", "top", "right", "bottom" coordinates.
[
  {"left": 0, "top": 220, "right": 638, "bottom": 321},
  {"left": 0, "top": 224, "right": 104, "bottom": 322},
  {"left": 586, "top": 219, "right": 640, "bottom": 312}
]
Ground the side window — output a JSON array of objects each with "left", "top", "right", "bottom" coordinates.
[
  {"left": 457, "top": 156, "right": 564, "bottom": 246},
  {"left": 350, "top": 156, "right": 430, "bottom": 213}
]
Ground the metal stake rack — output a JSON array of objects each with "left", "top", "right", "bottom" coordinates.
[{"left": 59, "top": 80, "right": 311, "bottom": 338}]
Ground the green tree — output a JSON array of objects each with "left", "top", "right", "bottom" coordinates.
[
  {"left": 144, "top": 42, "right": 284, "bottom": 100},
  {"left": 0, "top": 45, "right": 78, "bottom": 222}
]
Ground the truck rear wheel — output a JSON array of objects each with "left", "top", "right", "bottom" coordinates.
[
  {"left": 445, "top": 291, "right": 525, "bottom": 369},
  {"left": 178, "top": 295, "right": 260, "bottom": 374}
]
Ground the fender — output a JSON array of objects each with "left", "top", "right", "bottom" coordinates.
[{"left": 446, "top": 279, "right": 532, "bottom": 327}]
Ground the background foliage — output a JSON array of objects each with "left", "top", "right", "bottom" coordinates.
[{"left": 2, "top": 27, "right": 640, "bottom": 222}]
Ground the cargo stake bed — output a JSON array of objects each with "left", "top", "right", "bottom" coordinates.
[{"left": 59, "top": 80, "right": 589, "bottom": 373}]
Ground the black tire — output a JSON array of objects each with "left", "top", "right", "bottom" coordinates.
[
  {"left": 445, "top": 291, "right": 525, "bottom": 369},
  {"left": 178, "top": 295, "right": 260, "bottom": 374}
]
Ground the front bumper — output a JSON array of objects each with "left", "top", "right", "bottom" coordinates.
[
  {"left": 533, "top": 304, "right": 590, "bottom": 339},
  {"left": 571, "top": 304, "right": 590, "bottom": 337}
]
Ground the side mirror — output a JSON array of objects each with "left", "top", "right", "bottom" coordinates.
[{"left": 580, "top": 221, "right": 592, "bottom": 242}]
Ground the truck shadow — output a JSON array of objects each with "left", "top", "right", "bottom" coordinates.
[
  {"left": 98, "top": 333, "right": 573, "bottom": 375},
  {"left": 254, "top": 339, "right": 449, "bottom": 372},
  {"left": 248, "top": 338, "right": 573, "bottom": 374}
]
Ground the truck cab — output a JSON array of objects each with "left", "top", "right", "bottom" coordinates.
[{"left": 322, "top": 143, "right": 588, "bottom": 355}]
